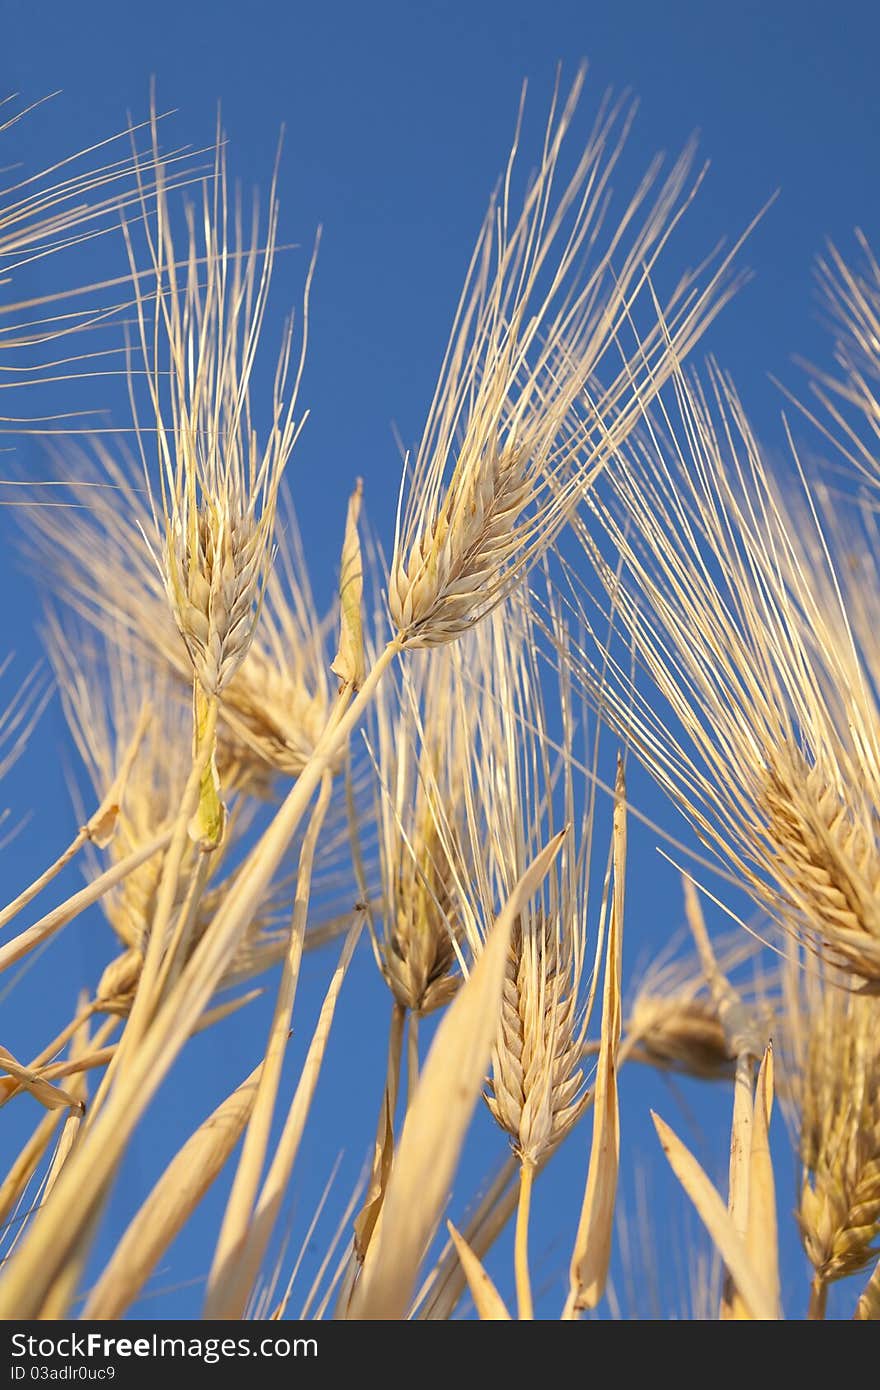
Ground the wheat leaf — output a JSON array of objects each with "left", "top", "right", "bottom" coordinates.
[
  {"left": 567, "top": 755, "right": 626, "bottom": 1313},
  {"left": 652, "top": 1109, "right": 778, "bottom": 1321},
  {"left": 84, "top": 1064, "right": 262, "bottom": 1318},
  {"left": 743, "top": 1043, "right": 780, "bottom": 1318},
  {"left": 331, "top": 479, "right": 365, "bottom": 689},
  {"left": 447, "top": 1221, "right": 511, "bottom": 1320},
  {"left": 350, "top": 828, "right": 567, "bottom": 1320}
]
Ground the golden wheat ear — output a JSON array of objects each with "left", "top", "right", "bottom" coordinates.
[
  {"left": 780, "top": 948, "right": 880, "bottom": 1318},
  {"left": 389, "top": 69, "right": 733, "bottom": 650},
  {"left": 123, "top": 119, "right": 314, "bottom": 701}
]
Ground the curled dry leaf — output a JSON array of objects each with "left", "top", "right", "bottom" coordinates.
[
  {"left": 652, "top": 1110, "right": 779, "bottom": 1320},
  {"left": 331, "top": 480, "right": 366, "bottom": 691}
]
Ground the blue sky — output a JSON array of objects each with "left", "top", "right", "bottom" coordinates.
[{"left": 1, "top": 0, "right": 878, "bottom": 1319}]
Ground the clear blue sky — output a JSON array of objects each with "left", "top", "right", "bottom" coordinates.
[{"left": 2, "top": 0, "right": 877, "bottom": 1319}]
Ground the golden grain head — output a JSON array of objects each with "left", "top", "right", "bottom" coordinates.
[
  {"left": 383, "top": 817, "right": 463, "bottom": 1016},
  {"left": 164, "top": 502, "right": 269, "bottom": 696},
  {"left": 783, "top": 954, "right": 880, "bottom": 1291},
  {"left": 421, "top": 598, "right": 599, "bottom": 1165},
  {"left": 369, "top": 643, "right": 472, "bottom": 1016},
  {"left": 626, "top": 994, "right": 734, "bottom": 1080},
  {"left": 27, "top": 449, "right": 332, "bottom": 790},
  {"left": 623, "top": 930, "right": 774, "bottom": 1082},
  {"left": 760, "top": 747, "right": 880, "bottom": 984},
  {"left": 389, "top": 69, "right": 724, "bottom": 649},
  {"left": 215, "top": 507, "right": 335, "bottom": 778},
  {"left": 486, "top": 913, "right": 588, "bottom": 1165},
  {"left": 125, "top": 131, "right": 312, "bottom": 696}
]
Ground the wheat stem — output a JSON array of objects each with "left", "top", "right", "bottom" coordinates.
[
  {"left": 154, "top": 852, "right": 212, "bottom": 1003},
  {"left": 721, "top": 1051, "right": 756, "bottom": 1318},
  {"left": 338, "top": 999, "right": 407, "bottom": 1314},
  {"left": 207, "top": 918, "right": 362, "bottom": 1318},
  {"left": 0, "top": 831, "right": 88, "bottom": 933},
  {"left": 388, "top": 1002, "right": 406, "bottom": 1111},
  {"left": 0, "top": 643, "right": 399, "bottom": 1318},
  {"left": 123, "top": 693, "right": 218, "bottom": 1051},
  {"left": 407, "top": 1012, "right": 419, "bottom": 1110},
  {"left": 0, "top": 704, "right": 150, "bottom": 936},
  {"left": 515, "top": 1160, "right": 535, "bottom": 1321},
  {"left": 0, "top": 828, "right": 172, "bottom": 974},
  {"left": 808, "top": 1273, "right": 828, "bottom": 1320},
  {"left": 204, "top": 770, "right": 333, "bottom": 1318},
  {"left": 0, "top": 1111, "right": 62, "bottom": 1228}
]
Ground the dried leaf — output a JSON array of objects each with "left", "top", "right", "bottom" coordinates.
[
  {"left": 350, "top": 829, "right": 567, "bottom": 1320},
  {"left": 651, "top": 1110, "right": 778, "bottom": 1320},
  {"left": 743, "top": 1043, "right": 779, "bottom": 1318},
  {"left": 331, "top": 480, "right": 365, "bottom": 689},
  {"left": 83, "top": 1064, "right": 262, "bottom": 1318},
  {"left": 567, "top": 756, "right": 626, "bottom": 1313},
  {"left": 447, "top": 1221, "right": 511, "bottom": 1320},
  {"left": 353, "top": 1088, "right": 395, "bottom": 1262},
  {"left": 85, "top": 803, "right": 119, "bottom": 850},
  {"left": 188, "top": 687, "right": 226, "bottom": 849},
  {"left": 0, "top": 1048, "right": 84, "bottom": 1114}
]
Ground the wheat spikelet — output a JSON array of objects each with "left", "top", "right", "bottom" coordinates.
[
  {"left": 217, "top": 508, "right": 334, "bottom": 777},
  {"left": 423, "top": 597, "right": 597, "bottom": 1168},
  {"left": 383, "top": 815, "right": 462, "bottom": 1017},
  {"left": 627, "top": 993, "right": 731, "bottom": 1079},
  {"left": 486, "top": 912, "right": 586, "bottom": 1164},
  {"left": 25, "top": 447, "right": 332, "bottom": 785},
  {"left": 781, "top": 952, "right": 880, "bottom": 1312},
  {"left": 123, "top": 124, "right": 312, "bottom": 697},
  {"left": 366, "top": 641, "right": 477, "bottom": 1017},
  {"left": 388, "top": 68, "right": 730, "bottom": 649},
  {"left": 760, "top": 748, "right": 880, "bottom": 980},
  {"left": 623, "top": 931, "right": 772, "bottom": 1082}
]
